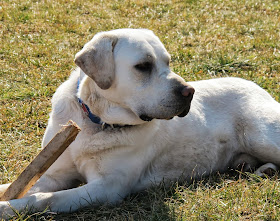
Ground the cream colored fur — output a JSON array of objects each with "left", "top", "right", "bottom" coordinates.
[{"left": 1, "top": 29, "right": 280, "bottom": 218}]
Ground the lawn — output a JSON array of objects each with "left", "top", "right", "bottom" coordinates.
[{"left": 0, "top": 0, "right": 280, "bottom": 220}]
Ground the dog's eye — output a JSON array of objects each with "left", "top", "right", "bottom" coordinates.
[{"left": 134, "top": 62, "right": 153, "bottom": 72}]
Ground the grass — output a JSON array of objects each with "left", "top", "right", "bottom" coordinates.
[{"left": 0, "top": 0, "right": 280, "bottom": 220}]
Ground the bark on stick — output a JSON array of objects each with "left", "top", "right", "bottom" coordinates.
[{"left": 0, "top": 120, "right": 80, "bottom": 201}]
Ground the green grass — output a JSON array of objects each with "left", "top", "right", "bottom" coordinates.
[{"left": 0, "top": 0, "right": 280, "bottom": 220}]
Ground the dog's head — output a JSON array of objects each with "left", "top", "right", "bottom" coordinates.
[{"left": 75, "top": 29, "right": 194, "bottom": 125}]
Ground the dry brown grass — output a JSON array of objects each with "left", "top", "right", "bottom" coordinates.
[{"left": 1, "top": 0, "right": 280, "bottom": 220}]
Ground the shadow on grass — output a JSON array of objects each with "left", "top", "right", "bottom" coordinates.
[
  {"left": 18, "top": 170, "right": 278, "bottom": 220},
  {"left": 38, "top": 172, "right": 237, "bottom": 220}
]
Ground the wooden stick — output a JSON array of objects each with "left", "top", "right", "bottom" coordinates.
[{"left": 0, "top": 120, "right": 81, "bottom": 201}]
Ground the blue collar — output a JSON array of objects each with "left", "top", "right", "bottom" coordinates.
[
  {"left": 77, "top": 77, "right": 131, "bottom": 129},
  {"left": 77, "top": 78, "right": 104, "bottom": 125}
]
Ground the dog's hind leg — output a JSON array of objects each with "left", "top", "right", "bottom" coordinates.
[
  {"left": 244, "top": 102, "right": 280, "bottom": 176},
  {"left": 255, "top": 163, "right": 279, "bottom": 177}
]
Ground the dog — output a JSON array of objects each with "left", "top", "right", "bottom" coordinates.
[{"left": 0, "top": 28, "right": 280, "bottom": 218}]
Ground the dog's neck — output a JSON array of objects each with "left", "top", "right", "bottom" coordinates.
[
  {"left": 76, "top": 74, "right": 138, "bottom": 128},
  {"left": 77, "top": 78, "right": 103, "bottom": 124}
]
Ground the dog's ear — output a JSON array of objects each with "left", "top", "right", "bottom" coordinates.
[{"left": 74, "top": 34, "right": 118, "bottom": 90}]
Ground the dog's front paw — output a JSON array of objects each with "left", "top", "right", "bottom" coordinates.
[{"left": 0, "top": 201, "right": 15, "bottom": 220}]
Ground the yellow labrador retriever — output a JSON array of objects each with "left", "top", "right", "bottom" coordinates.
[{"left": 0, "top": 29, "right": 280, "bottom": 218}]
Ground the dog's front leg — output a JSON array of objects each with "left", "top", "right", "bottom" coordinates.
[
  {"left": 0, "top": 178, "right": 128, "bottom": 219},
  {"left": 0, "top": 149, "right": 83, "bottom": 202},
  {"left": 25, "top": 147, "right": 84, "bottom": 196}
]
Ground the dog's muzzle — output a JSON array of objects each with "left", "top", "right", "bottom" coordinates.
[
  {"left": 176, "top": 85, "right": 195, "bottom": 118},
  {"left": 139, "top": 84, "right": 195, "bottom": 122}
]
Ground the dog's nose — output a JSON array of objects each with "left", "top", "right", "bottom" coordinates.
[{"left": 181, "top": 86, "right": 195, "bottom": 97}]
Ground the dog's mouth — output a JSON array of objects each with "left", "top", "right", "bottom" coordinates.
[
  {"left": 139, "top": 104, "right": 191, "bottom": 122},
  {"left": 140, "top": 115, "right": 154, "bottom": 122},
  {"left": 177, "top": 105, "right": 191, "bottom": 118}
]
